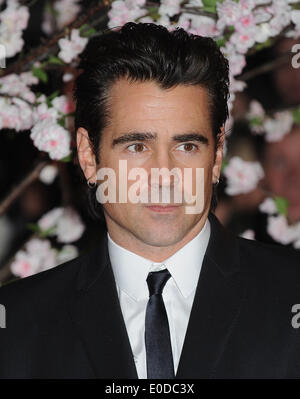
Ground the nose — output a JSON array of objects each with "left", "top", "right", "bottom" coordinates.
[
  {"left": 146, "top": 150, "right": 182, "bottom": 204},
  {"left": 147, "top": 151, "right": 178, "bottom": 187}
]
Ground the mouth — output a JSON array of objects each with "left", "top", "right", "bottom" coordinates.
[{"left": 144, "top": 204, "right": 182, "bottom": 213}]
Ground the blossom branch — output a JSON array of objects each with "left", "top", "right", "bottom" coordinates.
[
  {"left": 0, "top": 93, "right": 35, "bottom": 106},
  {"left": 0, "top": 157, "right": 50, "bottom": 217},
  {"left": 0, "top": 233, "right": 36, "bottom": 285},
  {"left": 0, "top": 0, "right": 111, "bottom": 78},
  {"left": 180, "top": 7, "right": 217, "bottom": 20},
  {"left": 238, "top": 51, "right": 291, "bottom": 81}
]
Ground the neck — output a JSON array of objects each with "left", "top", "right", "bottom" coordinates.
[{"left": 105, "top": 212, "right": 209, "bottom": 262}]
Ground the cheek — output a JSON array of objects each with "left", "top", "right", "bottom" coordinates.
[
  {"left": 104, "top": 202, "right": 139, "bottom": 224},
  {"left": 172, "top": 150, "right": 212, "bottom": 168},
  {"left": 265, "top": 169, "right": 285, "bottom": 193}
]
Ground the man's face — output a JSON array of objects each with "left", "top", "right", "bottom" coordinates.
[
  {"left": 264, "top": 126, "right": 300, "bottom": 223},
  {"left": 273, "top": 39, "right": 300, "bottom": 106},
  {"left": 79, "top": 78, "right": 223, "bottom": 248}
]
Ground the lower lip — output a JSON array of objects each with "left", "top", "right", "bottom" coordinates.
[{"left": 145, "top": 205, "right": 180, "bottom": 213}]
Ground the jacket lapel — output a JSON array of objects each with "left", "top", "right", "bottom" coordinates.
[
  {"left": 68, "top": 229, "right": 138, "bottom": 379},
  {"left": 176, "top": 213, "right": 245, "bottom": 378},
  {"left": 68, "top": 213, "right": 244, "bottom": 379}
]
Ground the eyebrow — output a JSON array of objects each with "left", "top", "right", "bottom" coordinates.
[
  {"left": 112, "top": 131, "right": 209, "bottom": 146},
  {"left": 112, "top": 132, "right": 157, "bottom": 146},
  {"left": 172, "top": 133, "right": 209, "bottom": 145}
]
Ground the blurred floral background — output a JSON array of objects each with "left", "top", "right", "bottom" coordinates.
[{"left": 0, "top": 0, "right": 300, "bottom": 285}]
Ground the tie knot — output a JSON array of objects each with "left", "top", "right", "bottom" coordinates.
[{"left": 146, "top": 269, "right": 171, "bottom": 296}]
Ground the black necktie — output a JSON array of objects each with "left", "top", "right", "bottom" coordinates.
[{"left": 145, "top": 268, "right": 175, "bottom": 379}]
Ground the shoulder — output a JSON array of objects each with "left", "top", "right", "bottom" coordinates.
[
  {"left": 0, "top": 248, "right": 94, "bottom": 310},
  {"left": 237, "top": 236, "right": 300, "bottom": 269},
  {"left": 236, "top": 236, "right": 300, "bottom": 292}
]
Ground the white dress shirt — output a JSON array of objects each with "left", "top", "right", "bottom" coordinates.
[{"left": 107, "top": 219, "right": 211, "bottom": 379}]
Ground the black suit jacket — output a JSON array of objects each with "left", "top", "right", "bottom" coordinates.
[{"left": 1, "top": 213, "right": 300, "bottom": 379}]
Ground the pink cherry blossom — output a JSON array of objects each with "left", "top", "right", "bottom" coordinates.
[
  {"left": 62, "top": 73, "right": 74, "bottom": 82},
  {"left": 42, "top": 0, "right": 81, "bottom": 35},
  {"left": 0, "top": 0, "right": 29, "bottom": 58},
  {"left": 30, "top": 119, "right": 71, "bottom": 160},
  {"left": 156, "top": 15, "right": 171, "bottom": 28},
  {"left": 10, "top": 238, "right": 57, "bottom": 278},
  {"left": 58, "top": 29, "right": 88, "bottom": 64},
  {"left": 240, "top": 229, "right": 255, "bottom": 240},
  {"left": 56, "top": 207, "right": 85, "bottom": 243},
  {"left": 20, "top": 71, "right": 39, "bottom": 86},
  {"left": 38, "top": 207, "right": 64, "bottom": 232},
  {"left": 56, "top": 245, "right": 79, "bottom": 265},
  {"left": 294, "top": 238, "right": 300, "bottom": 250},
  {"left": 0, "top": 98, "right": 17, "bottom": 130},
  {"left": 38, "top": 207, "right": 85, "bottom": 243},
  {"left": 216, "top": 0, "right": 242, "bottom": 32},
  {"left": 52, "top": 95, "right": 75, "bottom": 114},
  {"left": 263, "top": 111, "right": 294, "bottom": 142},
  {"left": 12, "top": 97, "right": 33, "bottom": 130},
  {"left": 291, "top": 224, "right": 300, "bottom": 249},
  {"left": 230, "top": 76, "right": 247, "bottom": 93},
  {"left": 10, "top": 250, "right": 40, "bottom": 278},
  {"left": 247, "top": 100, "right": 265, "bottom": 134},
  {"left": 223, "top": 156, "right": 264, "bottom": 195},
  {"left": 254, "top": 23, "right": 273, "bottom": 43},
  {"left": 108, "top": 0, "right": 146, "bottom": 29},
  {"left": 253, "top": 7, "right": 272, "bottom": 25},
  {"left": 230, "top": 30, "right": 256, "bottom": 54},
  {"left": 291, "top": 10, "right": 300, "bottom": 28},
  {"left": 177, "top": 13, "right": 191, "bottom": 30},
  {"left": 0, "top": 97, "right": 33, "bottom": 131},
  {"left": 108, "top": 1, "right": 131, "bottom": 28},
  {"left": 227, "top": 76, "right": 247, "bottom": 112},
  {"left": 125, "top": 0, "right": 146, "bottom": 8},
  {"left": 184, "top": 0, "right": 203, "bottom": 6},
  {"left": 0, "top": 72, "right": 37, "bottom": 103},
  {"left": 267, "top": 215, "right": 298, "bottom": 245},
  {"left": 264, "top": 1, "right": 293, "bottom": 37},
  {"left": 248, "top": 100, "right": 265, "bottom": 119},
  {"left": 259, "top": 197, "right": 277, "bottom": 214},
  {"left": 159, "top": 0, "right": 182, "bottom": 18},
  {"left": 289, "top": 9, "right": 300, "bottom": 37},
  {"left": 239, "top": 0, "right": 256, "bottom": 12},
  {"left": 222, "top": 43, "right": 246, "bottom": 76},
  {"left": 33, "top": 102, "right": 59, "bottom": 124},
  {"left": 234, "top": 14, "right": 256, "bottom": 34},
  {"left": 55, "top": 0, "right": 81, "bottom": 30},
  {"left": 188, "top": 15, "right": 220, "bottom": 38},
  {"left": 139, "top": 16, "right": 154, "bottom": 23},
  {"left": 39, "top": 165, "right": 59, "bottom": 185}
]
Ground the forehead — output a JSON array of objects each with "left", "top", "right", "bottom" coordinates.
[{"left": 106, "top": 78, "right": 212, "bottom": 134}]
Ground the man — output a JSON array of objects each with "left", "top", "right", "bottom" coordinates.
[
  {"left": 263, "top": 124, "right": 300, "bottom": 225},
  {"left": 224, "top": 123, "right": 300, "bottom": 247},
  {"left": 254, "top": 123, "right": 300, "bottom": 247},
  {"left": 0, "top": 22, "right": 300, "bottom": 379}
]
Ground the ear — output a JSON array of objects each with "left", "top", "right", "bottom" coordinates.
[
  {"left": 76, "top": 127, "right": 97, "bottom": 183},
  {"left": 212, "top": 126, "right": 225, "bottom": 184}
]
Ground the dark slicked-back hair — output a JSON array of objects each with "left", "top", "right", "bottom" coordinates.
[{"left": 73, "top": 22, "right": 230, "bottom": 220}]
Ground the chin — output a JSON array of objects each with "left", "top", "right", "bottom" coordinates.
[{"left": 132, "top": 225, "right": 185, "bottom": 248}]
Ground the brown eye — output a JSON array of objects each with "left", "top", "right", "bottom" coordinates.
[
  {"left": 177, "top": 143, "right": 198, "bottom": 152},
  {"left": 184, "top": 143, "right": 194, "bottom": 152},
  {"left": 127, "top": 143, "right": 146, "bottom": 153}
]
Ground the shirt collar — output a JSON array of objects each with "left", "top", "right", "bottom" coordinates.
[{"left": 107, "top": 219, "right": 211, "bottom": 301}]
